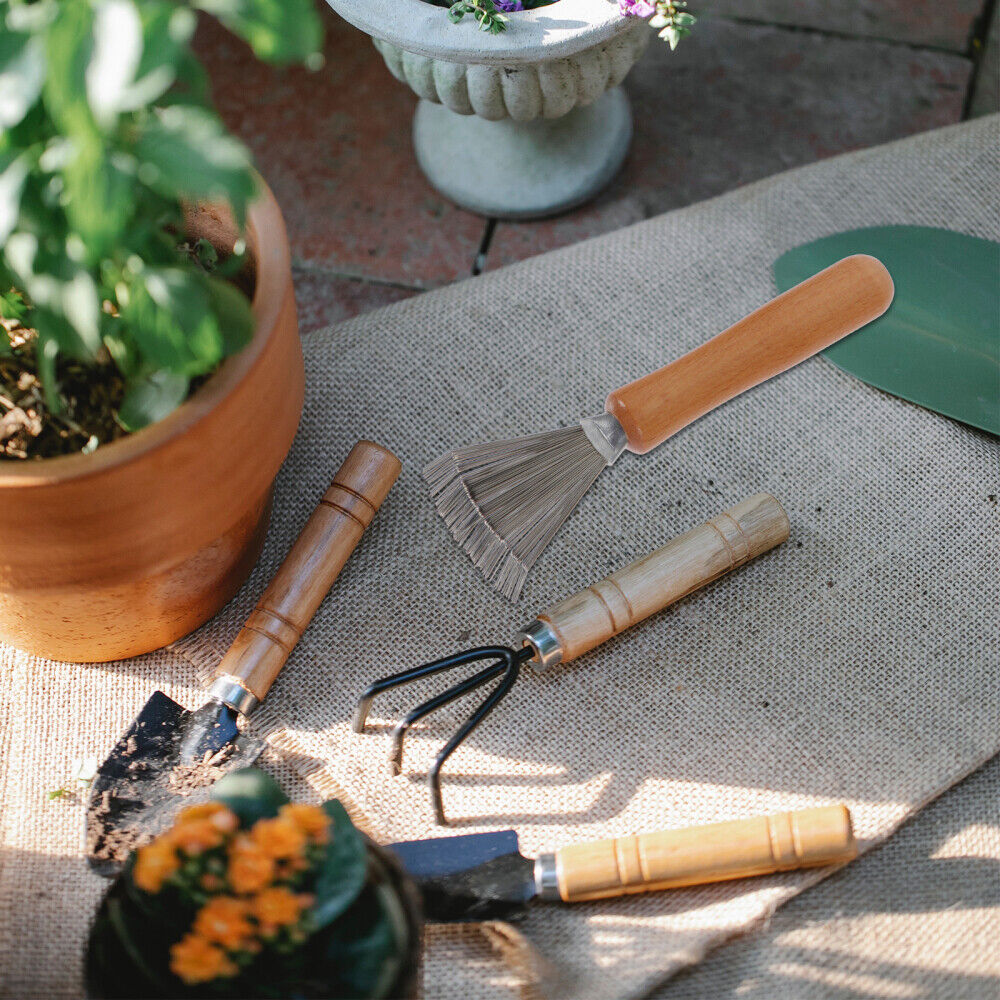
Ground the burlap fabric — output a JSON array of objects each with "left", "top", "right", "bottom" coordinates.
[
  {"left": 1, "top": 115, "right": 998, "bottom": 999},
  {"left": 658, "top": 754, "right": 1000, "bottom": 999}
]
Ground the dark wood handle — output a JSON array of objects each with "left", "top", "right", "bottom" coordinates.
[{"left": 213, "top": 441, "right": 401, "bottom": 703}]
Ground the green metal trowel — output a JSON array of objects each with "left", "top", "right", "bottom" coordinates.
[{"left": 775, "top": 226, "right": 999, "bottom": 435}]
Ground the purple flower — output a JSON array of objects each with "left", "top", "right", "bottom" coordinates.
[
  {"left": 493, "top": 0, "right": 524, "bottom": 10},
  {"left": 618, "top": 0, "right": 656, "bottom": 17}
]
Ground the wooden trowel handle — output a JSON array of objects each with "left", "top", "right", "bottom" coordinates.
[
  {"left": 211, "top": 441, "right": 401, "bottom": 709},
  {"left": 522, "top": 494, "right": 788, "bottom": 670},
  {"left": 539, "top": 806, "right": 856, "bottom": 903},
  {"left": 605, "top": 255, "right": 894, "bottom": 454}
]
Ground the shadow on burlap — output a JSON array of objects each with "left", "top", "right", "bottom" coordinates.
[
  {"left": 656, "top": 754, "right": 1000, "bottom": 999},
  {"left": 1, "top": 116, "right": 998, "bottom": 999}
]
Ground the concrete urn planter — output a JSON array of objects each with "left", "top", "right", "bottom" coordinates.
[{"left": 327, "top": 0, "right": 649, "bottom": 218}]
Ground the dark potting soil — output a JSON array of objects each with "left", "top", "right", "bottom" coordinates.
[
  {"left": 1, "top": 317, "right": 128, "bottom": 460},
  {"left": 1, "top": 243, "right": 255, "bottom": 462}
]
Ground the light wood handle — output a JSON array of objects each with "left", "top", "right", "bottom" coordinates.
[
  {"left": 528, "top": 494, "right": 788, "bottom": 668},
  {"left": 213, "top": 441, "right": 401, "bottom": 703},
  {"left": 549, "top": 805, "right": 856, "bottom": 902},
  {"left": 605, "top": 255, "right": 894, "bottom": 454}
]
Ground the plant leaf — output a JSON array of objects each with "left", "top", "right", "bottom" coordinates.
[
  {"left": 0, "top": 288, "right": 28, "bottom": 324},
  {"left": 773, "top": 226, "right": 1000, "bottom": 435},
  {"left": 123, "top": 265, "right": 224, "bottom": 373},
  {"left": 4, "top": 231, "right": 102, "bottom": 357},
  {"left": 210, "top": 767, "right": 291, "bottom": 826},
  {"left": 311, "top": 800, "right": 369, "bottom": 929},
  {"left": 194, "top": 0, "right": 323, "bottom": 64},
  {"left": 0, "top": 153, "right": 28, "bottom": 244},
  {"left": 0, "top": 29, "right": 46, "bottom": 129},
  {"left": 205, "top": 273, "right": 254, "bottom": 357},
  {"left": 44, "top": 0, "right": 98, "bottom": 138},
  {"left": 61, "top": 134, "right": 134, "bottom": 261},
  {"left": 135, "top": 105, "right": 255, "bottom": 224},
  {"left": 86, "top": 0, "right": 144, "bottom": 127},
  {"left": 117, "top": 369, "right": 188, "bottom": 431}
]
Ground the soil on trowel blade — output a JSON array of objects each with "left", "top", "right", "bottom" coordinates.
[
  {"left": 87, "top": 738, "right": 236, "bottom": 865},
  {"left": 86, "top": 789, "right": 148, "bottom": 864}
]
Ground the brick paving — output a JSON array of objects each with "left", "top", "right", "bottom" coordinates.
[
  {"left": 970, "top": 4, "right": 1000, "bottom": 116},
  {"left": 709, "top": 0, "right": 984, "bottom": 51},
  {"left": 197, "top": 2, "right": 998, "bottom": 332},
  {"left": 488, "top": 16, "right": 972, "bottom": 270}
]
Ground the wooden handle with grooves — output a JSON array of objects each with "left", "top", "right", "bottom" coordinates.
[
  {"left": 213, "top": 441, "right": 401, "bottom": 704},
  {"left": 552, "top": 806, "right": 856, "bottom": 902},
  {"left": 605, "top": 255, "right": 894, "bottom": 454},
  {"left": 532, "top": 494, "right": 788, "bottom": 666}
]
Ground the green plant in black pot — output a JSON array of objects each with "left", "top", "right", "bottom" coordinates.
[{"left": 86, "top": 769, "right": 422, "bottom": 1000}]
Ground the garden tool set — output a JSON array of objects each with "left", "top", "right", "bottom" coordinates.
[
  {"left": 86, "top": 256, "right": 894, "bottom": 906},
  {"left": 425, "top": 254, "right": 894, "bottom": 599},
  {"left": 86, "top": 441, "right": 401, "bottom": 874},
  {"left": 356, "top": 493, "right": 790, "bottom": 824},
  {"left": 390, "top": 805, "right": 857, "bottom": 921}
]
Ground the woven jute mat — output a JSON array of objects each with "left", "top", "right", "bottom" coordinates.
[
  {"left": 2, "top": 115, "right": 998, "bottom": 999},
  {"left": 656, "top": 754, "right": 1000, "bottom": 999}
]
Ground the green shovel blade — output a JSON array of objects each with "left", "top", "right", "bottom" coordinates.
[{"left": 774, "top": 226, "right": 999, "bottom": 435}]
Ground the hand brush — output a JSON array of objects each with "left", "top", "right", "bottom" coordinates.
[{"left": 425, "top": 254, "right": 893, "bottom": 599}]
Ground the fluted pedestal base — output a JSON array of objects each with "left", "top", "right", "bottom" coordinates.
[{"left": 413, "top": 87, "right": 632, "bottom": 220}]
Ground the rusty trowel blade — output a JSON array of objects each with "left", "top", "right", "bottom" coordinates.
[{"left": 86, "top": 690, "right": 264, "bottom": 877}]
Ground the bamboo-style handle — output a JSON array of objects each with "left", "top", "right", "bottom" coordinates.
[
  {"left": 211, "top": 441, "right": 401, "bottom": 708},
  {"left": 520, "top": 494, "right": 788, "bottom": 671},
  {"left": 605, "top": 255, "right": 894, "bottom": 454},
  {"left": 540, "top": 806, "right": 856, "bottom": 903}
]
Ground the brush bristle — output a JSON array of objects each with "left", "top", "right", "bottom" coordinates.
[{"left": 424, "top": 424, "right": 608, "bottom": 600}]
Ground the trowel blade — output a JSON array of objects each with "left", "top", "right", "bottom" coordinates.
[
  {"left": 389, "top": 829, "right": 535, "bottom": 922},
  {"left": 86, "top": 690, "right": 264, "bottom": 877}
]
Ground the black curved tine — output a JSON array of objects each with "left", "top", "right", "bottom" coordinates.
[
  {"left": 388, "top": 658, "right": 507, "bottom": 776},
  {"left": 430, "top": 646, "right": 530, "bottom": 826},
  {"left": 353, "top": 645, "right": 516, "bottom": 732}
]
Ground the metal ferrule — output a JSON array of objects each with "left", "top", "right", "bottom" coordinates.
[
  {"left": 208, "top": 675, "right": 260, "bottom": 717},
  {"left": 579, "top": 412, "right": 627, "bottom": 466},
  {"left": 533, "top": 853, "right": 560, "bottom": 901},
  {"left": 518, "top": 618, "right": 564, "bottom": 673}
]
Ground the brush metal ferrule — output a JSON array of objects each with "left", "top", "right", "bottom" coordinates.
[
  {"left": 519, "top": 618, "right": 563, "bottom": 673},
  {"left": 208, "top": 675, "right": 260, "bottom": 717},
  {"left": 534, "top": 852, "right": 560, "bottom": 901},
  {"left": 579, "top": 413, "right": 627, "bottom": 466}
]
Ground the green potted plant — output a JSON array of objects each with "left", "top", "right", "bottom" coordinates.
[
  {"left": 86, "top": 768, "right": 423, "bottom": 999},
  {"left": 0, "top": 0, "right": 323, "bottom": 662}
]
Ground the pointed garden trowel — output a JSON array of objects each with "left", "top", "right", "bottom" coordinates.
[
  {"left": 86, "top": 441, "right": 401, "bottom": 875},
  {"left": 390, "top": 805, "right": 857, "bottom": 922}
]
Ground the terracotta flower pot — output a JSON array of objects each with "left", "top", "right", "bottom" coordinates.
[{"left": 0, "top": 179, "right": 304, "bottom": 662}]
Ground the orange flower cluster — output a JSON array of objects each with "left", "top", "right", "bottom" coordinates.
[
  {"left": 131, "top": 799, "right": 331, "bottom": 986},
  {"left": 169, "top": 888, "right": 312, "bottom": 983},
  {"left": 134, "top": 802, "right": 238, "bottom": 893}
]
